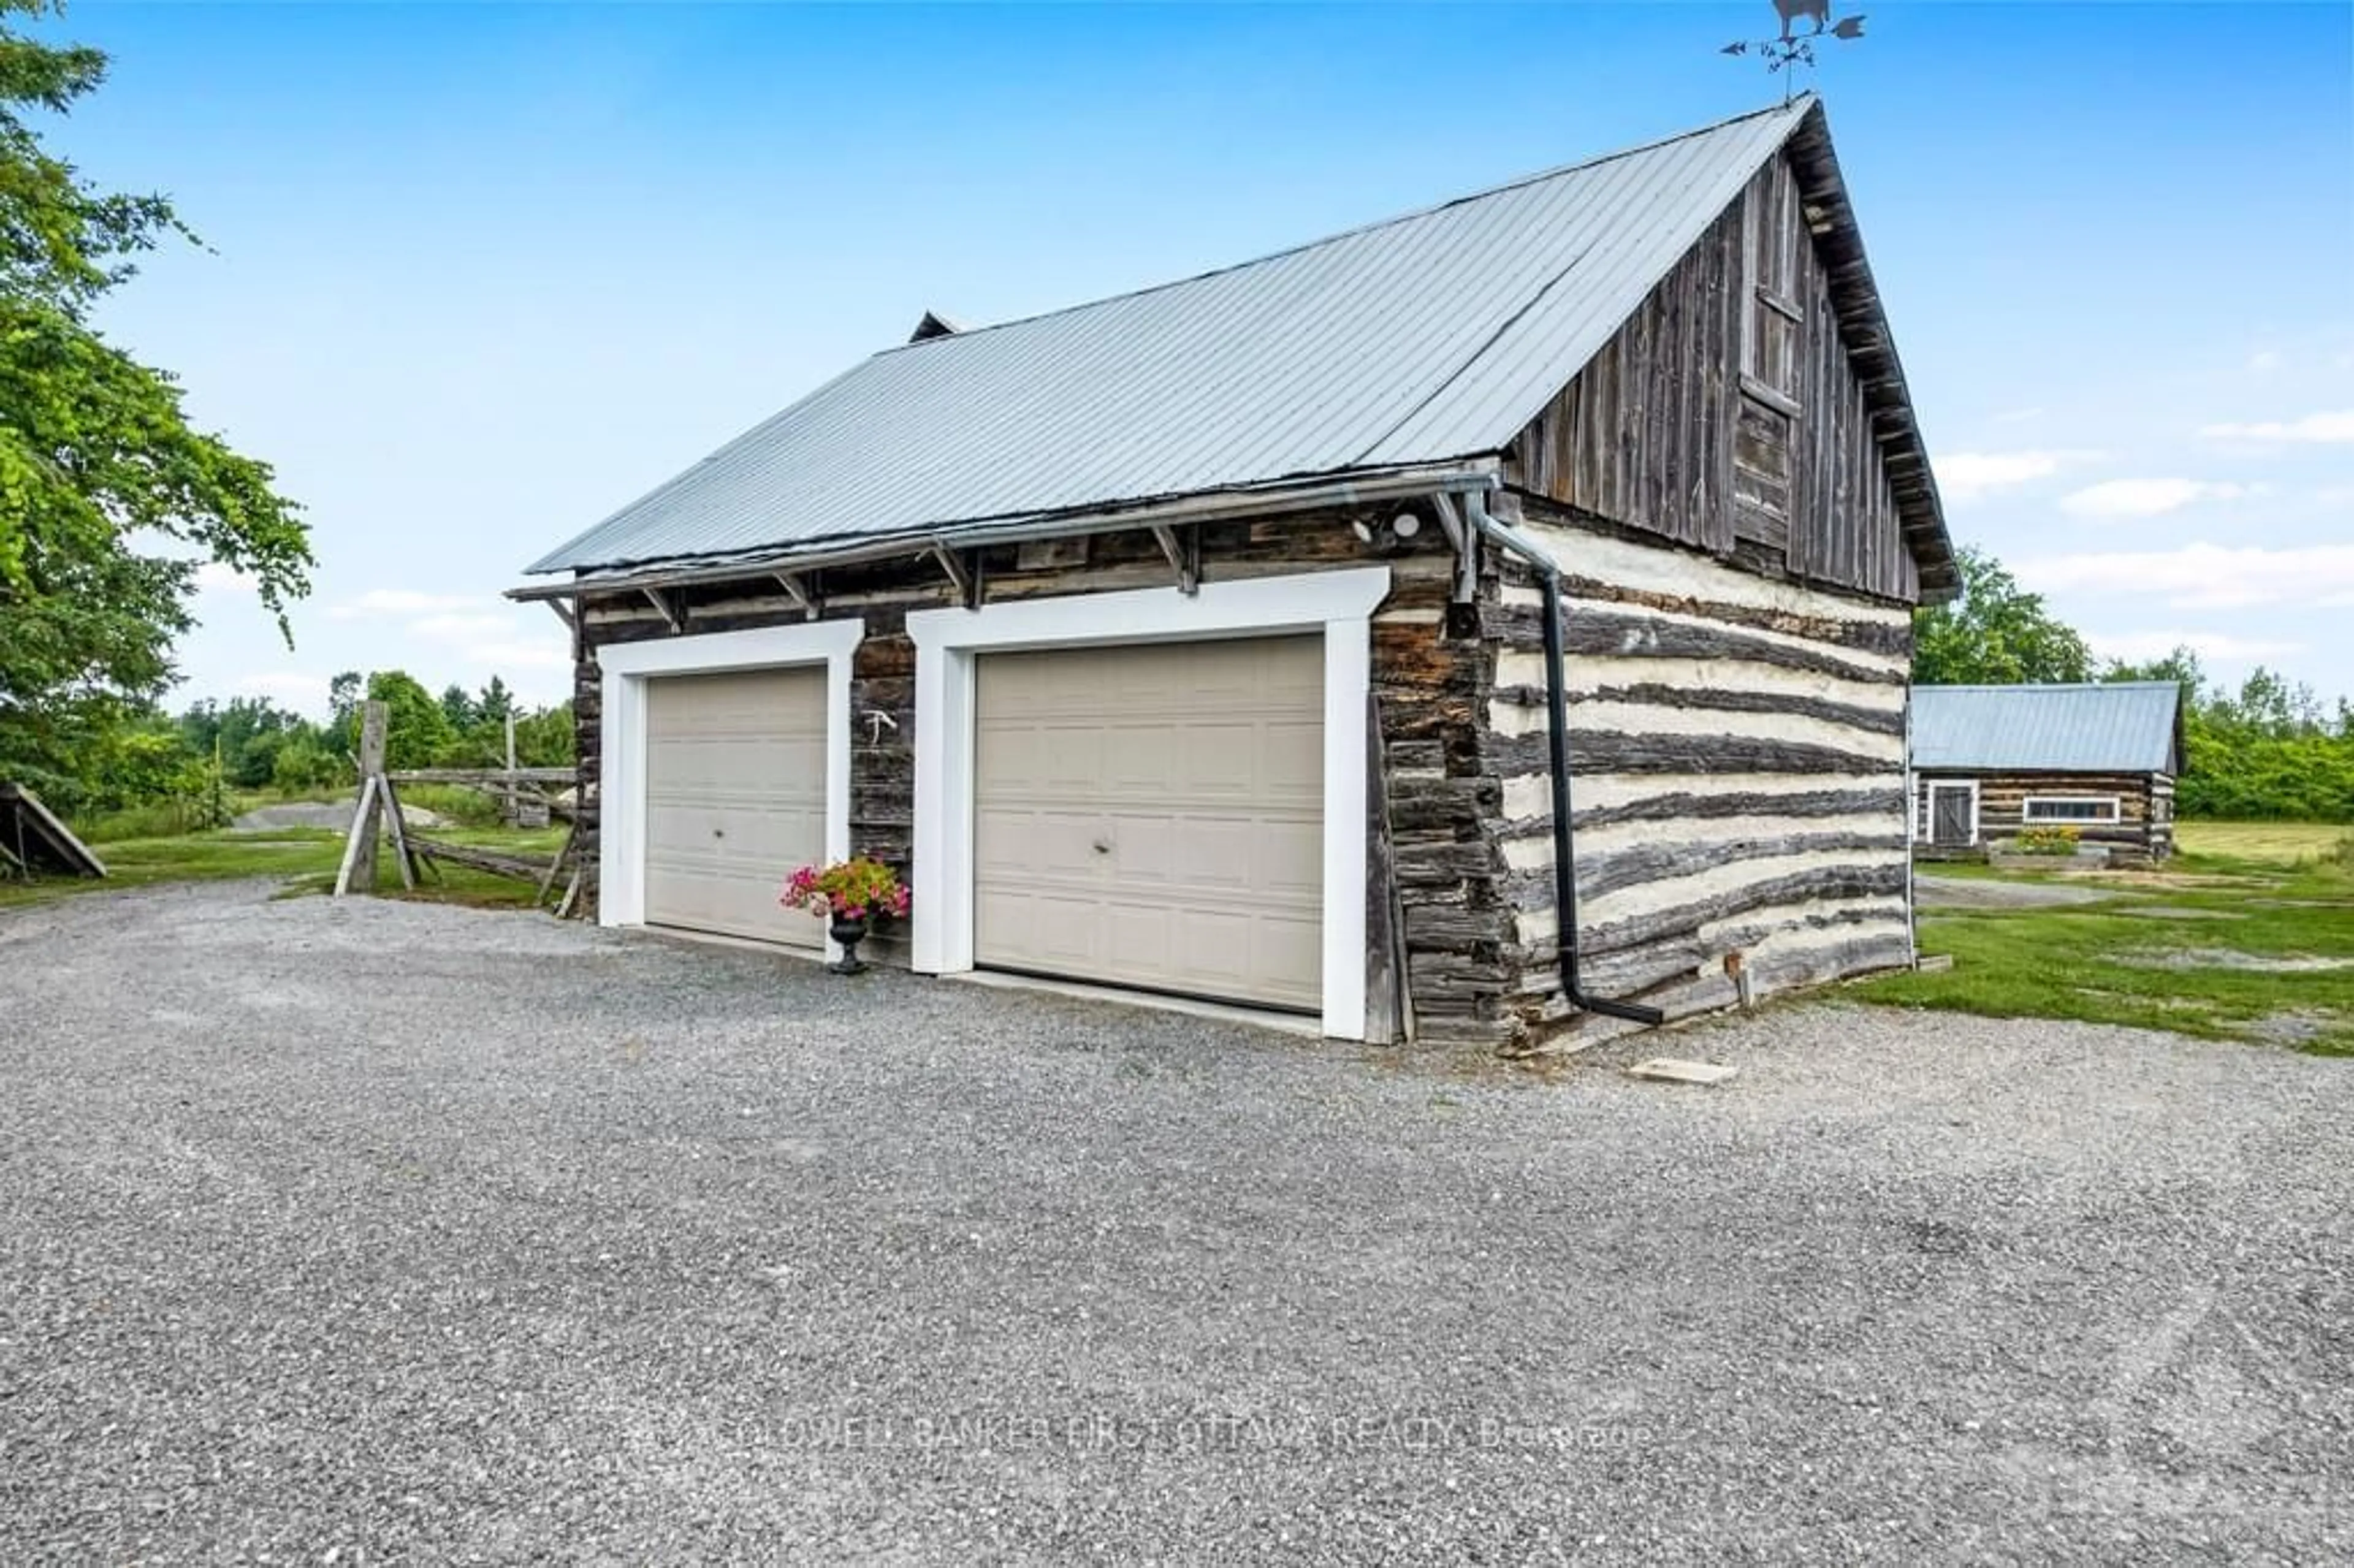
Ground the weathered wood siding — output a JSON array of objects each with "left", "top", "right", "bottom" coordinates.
[
  {"left": 568, "top": 516, "right": 1529, "bottom": 1046},
  {"left": 1482, "top": 502, "right": 1916, "bottom": 1030},
  {"left": 1510, "top": 151, "right": 1918, "bottom": 605},
  {"left": 1914, "top": 770, "right": 2173, "bottom": 862}
]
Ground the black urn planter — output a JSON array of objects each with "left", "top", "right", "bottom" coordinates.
[{"left": 827, "top": 916, "right": 871, "bottom": 975}]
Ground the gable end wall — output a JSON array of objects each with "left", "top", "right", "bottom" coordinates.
[{"left": 1510, "top": 151, "right": 1920, "bottom": 606}]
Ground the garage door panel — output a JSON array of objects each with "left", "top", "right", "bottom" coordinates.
[
  {"left": 1261, "top": 722, "right": 1322, "bottom": 797},
  {"left": 643, "top": 666, "right": 826, "bottom": 949},
  {"left": 649, "top": 736, "right": 823, "bottom": 789},
  {"left": 975, "top": 807, "right": 1099, "bottom": 878},
  {"left": 973, "top": 636, "right": 1323, "bottom": 1011}
]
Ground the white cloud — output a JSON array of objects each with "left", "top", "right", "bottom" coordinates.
[
  {"left": 409, "top": 612, "right": 518, "bottom": 644},
  {"left": 2245, "top": 349, "right": 2285, "bottom": 374},
  {"left": 2058, "top": 478, "right": 2250, "bottom": 520},
  {"left": 1936, "top": 449, "right": 2103, "bottom": 503},
  {"left": 2090, "top": 631, "right": 2303, "bottom": 664},
  {"left": 232, "top": 671, "right": 332, "bottom": 717},
  {"left": 2019, "top": 543, "right": 2354, "bottom": 609},
  {"left": 1989, "top": 406, "right": 2047, "bottom": 426},
  {"left": 194, "top": 561, "right": 256, "bottom": 594},
  {"left": 459, "top": 640, "right": 571, "bottom": 672},
  {"left": 2200, "top": 409, "right": 2354, "bottom": 444},
  {"left": 329, "top": 588, "right": 485, "bottom": 620}
]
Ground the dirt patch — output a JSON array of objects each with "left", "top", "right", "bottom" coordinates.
[
  {"left": 232, "top": 801, "right": 446, "bottom": 833},
  {"left": 2249, "top": 1010, "right": 2341, "bottom": 1047},
  {"left": 1914, "top": 875, "right": 2114, "bottom": 911},
  {"left": 2066, "top": 871, "right": 2256, "bottom": 890}
]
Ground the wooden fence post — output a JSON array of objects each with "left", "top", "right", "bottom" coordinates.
[{"left": 352, "top": 699, "right": 387, "bottom": 892}]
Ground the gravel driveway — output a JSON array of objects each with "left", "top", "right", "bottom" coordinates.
[{"left": 4, "top": 883, "right": 2349, "bottom": 1562}]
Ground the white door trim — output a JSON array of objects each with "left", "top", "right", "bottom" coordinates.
[
  {"left": 906, "top": 566, "right": 1391, "bottom": 1041},
  {"left": 596, "top": 620, "right": 865, "bottom": 932}
]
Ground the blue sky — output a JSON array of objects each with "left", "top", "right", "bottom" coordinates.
[{"left": 42, "top": 1, "right": 2354, "bottom": 714}]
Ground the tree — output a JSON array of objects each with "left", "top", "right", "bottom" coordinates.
[
  {"left": 362, "top": 670, "right": 454, "bottom": 770},
  {"left": 328, "top": 671, "right": 362, "bottom": 737},
  {"left": 508, "top": 699, "right": 575, "bottom": 768},
  {"left": 0, "top": 1, "right": 310, "bottom": 797},
  {"left": 2099, "top": 645, "right": 2354, "bottom": 823},
  {"left": 437, "top": 682, "right": 478, "bottom": 733},
  {"left": 1912, "top": 545, "right": 2093, "bottom": 687},
  {"left": 177, "top": 693, "right": 293, "bottom": 787},
  {"left": 476, "top": 675, "right": 514, "bottom": 726}
]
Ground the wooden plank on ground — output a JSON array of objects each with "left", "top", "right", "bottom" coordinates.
[
  {"left": 1627, "top": 1058, "right": 1739, "bottom": 1087},
  {"left": 407, "top": 837, "right": 558, "bottom": 881},
  {"left": 0, "top": 783, "right": 106, "bottom": 877},
  {"left": 535, "top": 820, "right": 579, "bottom": 905},
  {"left": 554, "top": 862, "right": 585, "bottom": 920}
]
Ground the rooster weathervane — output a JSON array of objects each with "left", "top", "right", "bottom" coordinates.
[{"left": 1723, "top": 1, "right": 1867, "bottom": 101}]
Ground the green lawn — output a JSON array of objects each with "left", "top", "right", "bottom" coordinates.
[
  {"left": 2173, "top": 819, "right": 2353, "bottom": 867},
  {"left": 1859, "top": 825, "right": 2354, "bottom": 1055},
  {"left": 0, "top": 824, "right": 573, "bottom": 913}
]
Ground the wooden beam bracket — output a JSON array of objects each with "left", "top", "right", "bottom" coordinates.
[
  {"left": 1149, "top": 523, "right": 1200, "bottom": 595},
  {"left": 1430, "top": 492, "right": 1479, "bottom": 605},
  {"left": 544, "top": 597, "right": 577, "bottom": 631},
  {"left": 932, "top": 544, "right": 981, "bottom": 610},
  {"left": 641, "top": 587, "right": 686, "bottom": 633},
  {"left": 772, "top": 571, "right": 821, "bottom": 622}
]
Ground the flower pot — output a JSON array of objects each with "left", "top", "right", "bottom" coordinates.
[{"left": 827, "top": 916, "right": 870, "bottom": 975}]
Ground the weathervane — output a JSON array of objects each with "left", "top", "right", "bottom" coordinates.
[{"left": 1723, "top": 1, "right": 1866, "bottom": 101}]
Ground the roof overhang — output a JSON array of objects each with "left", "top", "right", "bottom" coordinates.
[
  {"left": 507, "top": 459, "right": 1502, "bottom": 603},
  {"left": 1783, "top": 103, "right": 1959, "bottom": 602}
]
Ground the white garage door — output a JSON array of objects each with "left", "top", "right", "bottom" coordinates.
[
  {"left": 973, "top": 635, "right": 1323, "bottom": 1011},
  {"left": 643, "top": 667, "right": 826, "bottom": 948}
]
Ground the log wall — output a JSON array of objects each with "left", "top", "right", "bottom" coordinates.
[
  {"left": 1914, "top": 770, "right": 2173, "bottom": 862},
  {"left": 1483, "top": 500, "right": 1916, "bottom": 1031}
]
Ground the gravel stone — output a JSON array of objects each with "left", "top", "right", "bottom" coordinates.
[{"left": 3, "top": 881, "right": 2350, "bottom": 1562}]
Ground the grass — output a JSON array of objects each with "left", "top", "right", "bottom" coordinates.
[
  {"left": 1859, "top": 825, "right": 2354, "bottom": 1056},
  {"left": 0, "top": 829, "right": 346, "bottom": 908},
  {"left": 2173, "top": 820, "right": 2353, "bottom": 868},
  {"left": 0, "top": 823, "right": 573, "bottom": 913}
]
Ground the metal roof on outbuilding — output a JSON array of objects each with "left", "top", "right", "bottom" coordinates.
[
  {"left": 1910, "top": 683, "right": 2185, "bottom": 775},
  {"left": 524, "top": 95, "right": 1948, "bottom": 586}
]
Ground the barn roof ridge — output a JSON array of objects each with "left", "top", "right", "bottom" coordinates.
[{"left": 874, "top": 96, "right": 1817, "bottom": 358}]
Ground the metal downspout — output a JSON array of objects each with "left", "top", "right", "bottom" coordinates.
[{"left": 1461, "top": 492, "right": 1664, "bottom": 1028}]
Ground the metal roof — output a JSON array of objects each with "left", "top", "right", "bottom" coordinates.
[
  {"left": 527, "top": 95, "right": 1942, "bottom": 582},
  {"left": 1911, "top": 683, "right": 2185, "bottom": 774}
]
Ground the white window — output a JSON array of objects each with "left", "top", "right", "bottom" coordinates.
[{"left": 2022, "top": 796, "right": 2121, "bottom": 824}]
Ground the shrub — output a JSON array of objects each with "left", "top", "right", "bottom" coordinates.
[
  {"left": 2015, "top": 826, "right": 2082, "bottom": 857},
  {"left": 392, "top": 783, "right": 507, "bottom": 828}
]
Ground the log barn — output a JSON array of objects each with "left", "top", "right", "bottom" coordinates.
[
  {"left": 1910, "top": 683, "right": 2185, "bottom": 864},
  {"left": 512, "top": 94, "right": 1958, "bottom": 1051}
]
